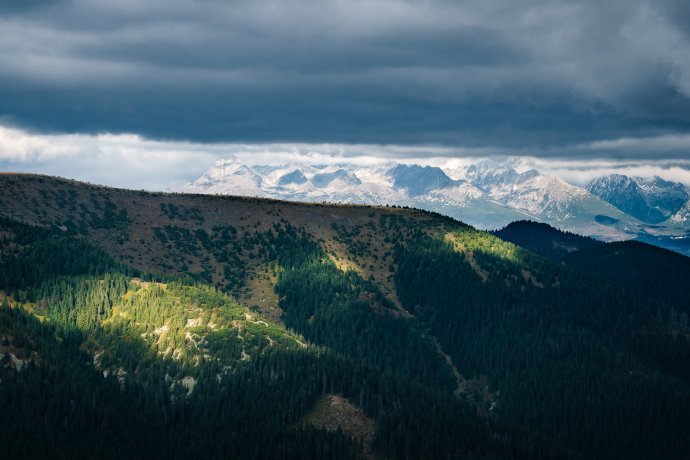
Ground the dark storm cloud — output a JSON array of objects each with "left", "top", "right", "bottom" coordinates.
[{"left": 1, "top": 0, "right": 689, "bottom": 156}]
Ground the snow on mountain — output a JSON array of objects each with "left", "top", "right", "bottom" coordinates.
[
  {"left": 180, "top": 158, "right": 688, "bottom": 242},
  {"left": 181, "top": 159, "right": 526, "bottom": 228},
  {"left": 668, "top": 200, "right": 690, "bottom": 226},
  {"left": 456, "top": 160, "right": 523, "bottom": 186},
  {"left": 311, "top": 169, "right": 362, "bottom": 188},
  {"left": 588, "top": 174, "right": 689, "bottom": 224},
  {"left": 495, "top": 174, "right": 588, "bottom": 220},
  {"left": 182, "top": 158, "right": 266, "bottom": 197},
  {"left": 417, "top": 182, "right": 533, "bottom": 229},
  {"left": 443, "top": 160, "right": 635, "bottom": 234},
  {"left": 424, "top": 182, "right": 483, "bottom": 206},
  {"left": 277, "top": 169, "right": 308, "bottom": 186},
  {"left": 636, "top": 176, "right": 689, "bottom": 203},
  {"left": 385, "top": 164, "right": 457, "bottom": 196}
]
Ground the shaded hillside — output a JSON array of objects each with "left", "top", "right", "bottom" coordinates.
[
  {"left": 493, "top": 220, "right": 599, "bottom": 260},
  {"left": 0, "top": 174, "right": 454, "bottom": 319},
  {"left": 1, "top": 174, "right": 690, "bottom": 459},
  {"left": 0, "top": 206, "right": 543, "bottom": 460},
  {"left": 495, "top": 220, "right": 690, "bottom": 314}
]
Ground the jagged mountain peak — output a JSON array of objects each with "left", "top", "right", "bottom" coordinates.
[
  {"left": 180, "top": 158, "right": 688, "bottom": 249},
  {"left": 519, "top": 168, "right": 541, "bottom": 180},
  {"left": 385, "top": 163, "right": 457, "bottom": 196},
  {"left": 311, "top": 169, "right": 362, "bottom": 188},
  {"left": 634, "top": 175, "right": 689, "bottom": 201},
  {"left": 277, "top": 169, "right": 309, "bottom": 186},
  {"left": 182, "top": 158, "right": 264, "bottom": 195},
  {"left": 588, "top": 174, "right": 689, "bottom": 224},
  {"left": 463, "top": 161, "right": 523, "bottom": 189}
]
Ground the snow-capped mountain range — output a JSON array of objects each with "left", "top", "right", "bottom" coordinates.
[
  {"left": 588, "top": 175, "right": 689, "bottom": 225},
  {"left": 180, "top": 157, "right": 690, "bottom": 253}
]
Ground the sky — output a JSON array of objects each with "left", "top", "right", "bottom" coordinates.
[{"left": 1, "top": 0, "right": 689, "bottom": 189}]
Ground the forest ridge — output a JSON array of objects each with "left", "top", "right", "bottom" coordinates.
[{"left": 1, "top": 173, "right": 689, "bottom": 459}]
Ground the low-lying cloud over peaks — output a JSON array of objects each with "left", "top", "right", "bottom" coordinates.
[
  {"left": 0, "top": 0, "right": 689, "bottom": 150},
  {"left": 1, "top": 125, "right": 689, "bottom": 190}
]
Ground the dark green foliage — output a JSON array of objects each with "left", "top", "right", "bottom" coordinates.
[
  {"left": 160, "top": 202, "right": 205, "bottom": 224},
  {"left": 87, "top": 193, "right": 128, "bottom": 229},
  {"left": 0, "top": 305, "right": 368, "bottom": 459},
  {"left": 151, "top": 223, "right": 248, "bottom": 292},
  {"left": 3, "top": 178, "right": 690, "bottom": 460},
  {"left": 495, "top": 221, "right": 690, "bottom": 316},
  {"left": 264, "top": 223, "right": 456, "bottom": 391},
  {"left": 0, "top": 217, "right": 135, "bottom": 293},
  {"left": 394, "top": 231, "right": 690, "bottom": 460},
  {"left": 1, "top": 218, "right": 545, "bottom": 459},
  {"left": 493, "top": 220, "right": 599, "bottom": 260},
  {"left": 564, "top": 240, "right": 690, "bottom": 313}
]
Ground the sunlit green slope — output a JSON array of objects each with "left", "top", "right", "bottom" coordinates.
[{"left": 1, "top": 174, "right": 689, "bottom": 460}]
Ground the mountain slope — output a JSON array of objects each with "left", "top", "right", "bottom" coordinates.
[
  {"left": 181, "top": 159, "right": 664, "bottom": 242},
  {"left": 493, "top": 220, "right": 600, "bottom": 260},
  {"left": 184, "top": 158, "right": 266, "bottom": 197},
  {"left": 2, "top": 174, "right": 690, "bottom": 459},
  {"left": 495, "top": 220, "right": 690, "bottom": 312},
  {"left": 0, "top": 199, "right": 530, "bottom": 460},
  {"left": 181, "top": 159, "right": 532, "bottom": 230},
  {"left": 384, "top": 164, "right": 457, "bottom": 196},
  {"left": 452, "top": 160, "right": 645, "bottom": 238},
  {"left": 588, "top": 174, "right": 689, "bottom": 224}
]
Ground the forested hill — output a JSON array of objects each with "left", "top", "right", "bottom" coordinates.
[
  {"left": 493, "top": 220, "right": 601, "bottom": 259},
  {"left": 1, "top": 173, "right": 690, "bottom": 460},
  {"left": 495, "top": 220, "right": 690, "bottom": 310},
  {"left": 0, "top": 173, "right": 455, "bottom": 316}
]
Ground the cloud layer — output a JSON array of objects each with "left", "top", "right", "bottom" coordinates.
[
  {"left": 1, "top": 0, "right": 689, "bottom": 151},
  {"left": 2, "top": 125, "right": 689, "bottom": 190}
]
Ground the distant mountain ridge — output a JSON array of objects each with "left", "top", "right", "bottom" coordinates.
[
  {"left": 181, "top": 158, "right": 690, "bottom": 255},
  {"left": 588, "top": 174, "right": 689, "bottom": 224},
  {"left": 385, "top": 164, "right": 458, "bottom": 196}
]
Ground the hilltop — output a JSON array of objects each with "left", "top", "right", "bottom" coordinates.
[
  {"left": 0, "top": 173, "right": 457, "bottom": 319},
  {"left": 1, "top": 173, "right": 690, "bottom": 460}
]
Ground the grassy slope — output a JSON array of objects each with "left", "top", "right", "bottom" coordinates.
[
  {"left": 0, "top": 174, "right": 451, "bottom": 317},
  {"left": 3, "top": 174, "right": 690, "bottom": 459},
  {"left": 1, "top": 174, "right": 528, "bottom": 458}
]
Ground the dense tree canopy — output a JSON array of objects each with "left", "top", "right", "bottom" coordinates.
[{"left": 1, "top": 180, "right": 689, "bottom": 459}]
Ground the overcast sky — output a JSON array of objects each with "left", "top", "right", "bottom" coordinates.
[{"left": 1, "top": 0, "right": 689, "bottom": 188}]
